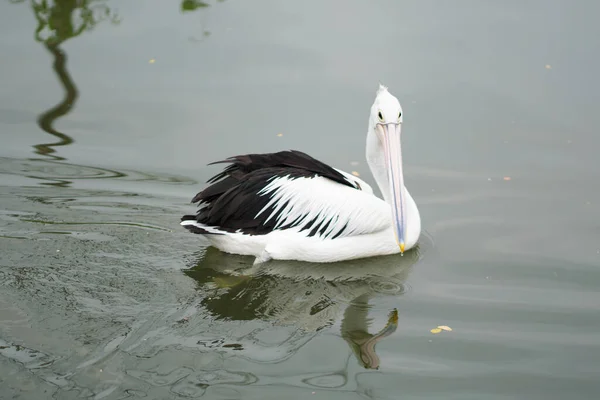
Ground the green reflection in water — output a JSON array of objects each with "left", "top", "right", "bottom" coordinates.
[
  {"left": 181, "top": 0, "right": 209, "bottom": 12},
  {"left": 184, "top": 246, "right": 421, "bottom": 369},
  {"left": 9, "top": 0, "right": 218, "bottom": 162},
  {"left": 11, "top": 0, "right": 120, "bottom": 160},
  {"left": 8, "top": 1, "right": 212, "bottom": 187},
  {"left": 181, "top": 0, "right": 224, "bottom": 12}
]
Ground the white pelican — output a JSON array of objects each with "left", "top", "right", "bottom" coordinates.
[{"left": 181, "top": 84, "right": 421, "bottom": 263}]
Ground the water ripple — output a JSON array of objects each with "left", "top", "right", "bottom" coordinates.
[{"left": 0, "top": 157, "right": 197, "bottom": 188}]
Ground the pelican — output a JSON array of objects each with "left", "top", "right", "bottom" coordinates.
[{"left": 181, "top": 84, "right": 421, "bottom": 264}]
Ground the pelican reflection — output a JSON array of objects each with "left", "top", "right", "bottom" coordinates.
[
  {"left": 341, "top": 295, "right": 399, "bottom": 369},
  {"left": 183, "top": 245, "right": 421, "bottom": 368}
]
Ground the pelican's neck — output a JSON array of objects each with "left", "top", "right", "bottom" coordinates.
[{"left": 366, "top": 125, "right": 393, "bottom": 204}]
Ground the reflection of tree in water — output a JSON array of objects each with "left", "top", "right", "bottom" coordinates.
[
  {"left": 9, "top": 0, "right": 119, "bottom": 160},
  {"left": 184, "top": 247, "right": 420, "bottom": 369},
  {"left": 7, "top": 1, "right": 217, "bottom": 187},
  {"left": 10, "top": 0, "right": 219, "bottom": 162}
]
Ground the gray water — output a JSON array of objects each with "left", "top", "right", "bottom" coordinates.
[{"left": 1, "top": 0, "right": 600, "bottom": 399}]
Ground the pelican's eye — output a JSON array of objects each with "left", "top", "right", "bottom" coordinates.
[
  {"left": 378, "top": 111, "right": 384, "bottom": 122},
  {"left": 398, "top": 111, "right": 402, "bottom": 121}
]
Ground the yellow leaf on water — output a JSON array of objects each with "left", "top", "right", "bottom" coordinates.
[
  {"left": 149, "top": 58, "right": 156, "bottom": 64},
  {"left": 503, "top": 176, "right": 511, "bottom": 181},
  {"left": 438, "top": 325, "right": 452, "bottom": 331},
  {"left": 545, "top": 64, "right": 552, "bottom": 69},
  {"left": 277, "top": 133, "right": 283, "bottom": 137},
  {"left": 430, "top": 328, "right": 442, "bottom": 334},
  {"left": 351, "top": 171, "right": 360, "bottom": 177}
]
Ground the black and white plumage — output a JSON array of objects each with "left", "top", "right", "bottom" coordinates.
[
  {"left": 182, "top": 150, "right": 366, "bottom": 237},
  {"left": 181, "top": 85, "right": 421, "bottom": 263}
]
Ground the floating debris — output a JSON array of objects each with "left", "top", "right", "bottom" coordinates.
[
  {"left": 431, "top": 325, "right": 452, "bottom": 334},
  {"left": 351, "top": 171, "right": 360, "bottom": 177},
  {"left": 277, "top": 133, "right": 283, "bottom": 137},
  {"left": 350, "top": 161, "right": 360, "bottom": 166},
  {"left": 149, "top": 58, "right": 156, "bottom": 64},
  {"left": 545, "top": 64, "right": 552, "bottom": 69},
  {"left": 503, "top": 177, "right": 511, "bottom": 181}
]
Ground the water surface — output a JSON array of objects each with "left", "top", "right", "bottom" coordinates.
[{"left": 1, "top": 0, "right": 599, "bottom": 399}]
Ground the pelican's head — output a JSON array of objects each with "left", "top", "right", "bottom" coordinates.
[
  {"left": 370, "top": 84, "right": 403, "bottom": 127},
  {"left": 368, "top": 84, "right": 406, "bottom": 253}
]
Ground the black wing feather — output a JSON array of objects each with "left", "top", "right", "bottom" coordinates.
[{"left": 181, "top": 150, "right": 360, "bottom": 235}]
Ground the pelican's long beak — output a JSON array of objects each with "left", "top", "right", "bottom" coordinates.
[{"left": 378, "top": 123, "right": 406, "bottom": 253}]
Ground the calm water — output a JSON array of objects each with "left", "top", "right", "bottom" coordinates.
[{"left": 1, "top": 0, "right": 600, "bottom": 399}]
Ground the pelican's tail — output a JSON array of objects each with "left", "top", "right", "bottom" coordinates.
[{"left": 180, "top": 216, "right": 224, "bottom": 235}]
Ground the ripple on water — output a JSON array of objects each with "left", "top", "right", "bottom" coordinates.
[
  {"left": 302, "top": 372, "right": 347, "bottom": 388},
  {"left": 0, "top": 173, "right": 203, "bottom": 397},
  {"left": 127, "top": 366, "right": 194, "bottom": 387},
  {"left": 0, "top": 156, "right": 197, "bottom": 187},
  {"left": 2, "top": 155, "right": 530, "bottom": 398},
  {"left": 368, "top": 278, "right": 410, "bottom": 296}
]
